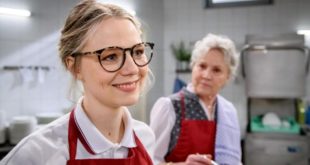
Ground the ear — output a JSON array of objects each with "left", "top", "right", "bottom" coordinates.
[
  {"left": 65, "top": 56, "right": 81, "bottom": 79},
  {"left": 65, "top": 56, "right": 75, "bottom": 73}
]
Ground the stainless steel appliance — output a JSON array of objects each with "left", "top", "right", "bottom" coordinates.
[
  {"left": 242, "top": 33, "right": 310, "bottom": 165},
  {"left": 245, "top": 133, "right": 309, "bottom": 165},
  {"left": 242, "top": 33, "right": 309, "bottom": 98}
]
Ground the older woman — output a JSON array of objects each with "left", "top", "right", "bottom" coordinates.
[
  {"left": 150, "top": 34, "right": 241, "bottom": 165},
  {"left": 1, "top": 0, "right": 155, "bottom": 164}
]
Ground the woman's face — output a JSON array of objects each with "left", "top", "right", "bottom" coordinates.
[
  {"left": 191, "top": 48, "right": 230, "bottom": 99},
  {"left": 76, "top": 18, "right": 148, "bottom": 108}
]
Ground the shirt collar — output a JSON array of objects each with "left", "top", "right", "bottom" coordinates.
[{"left": 74, "top": 97, "right": 136, "bottom": 154}]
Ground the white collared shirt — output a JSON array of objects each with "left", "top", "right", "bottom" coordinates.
[{"left": 1, "top": 98, "right": 155, "bottom": 165}]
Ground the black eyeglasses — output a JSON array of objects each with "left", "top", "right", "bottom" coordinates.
[{"left": 72, "top": 42, "right": 154, "bottom": 72}]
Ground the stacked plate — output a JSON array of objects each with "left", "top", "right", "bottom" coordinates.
[
  {"left": 35, "top": 112, "right": 63, "bottom": 125},
  {"left": 0, "top": 111, "right": 6, "bottom": 144},
  {"left": 9, "top": 116, "right": 37, "bottom": 145}
]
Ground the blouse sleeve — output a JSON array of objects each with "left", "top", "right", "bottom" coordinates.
[
  {"left": 1, "top": 136, "right": 45, "bottom": 165},
  {"left": 150, "top": 97, "right": 176, "bottom": 165}
]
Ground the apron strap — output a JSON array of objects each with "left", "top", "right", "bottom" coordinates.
[
  {"left": 68, "top": 110, "right": 95, "bottom": 160},
  {"left": 179, "top": 91, "right": 186, "bottom": 120},
  {"left": 68, "top": 110, "right": 78, "bottom": 160}
]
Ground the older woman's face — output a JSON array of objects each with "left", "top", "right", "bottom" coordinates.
[{"left": 191, "top": 48, "right": 230, "bottom": 98}]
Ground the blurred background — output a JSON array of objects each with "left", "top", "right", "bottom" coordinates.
[{"left": 0, "top": 0, "right": 310, "bottom": 164}]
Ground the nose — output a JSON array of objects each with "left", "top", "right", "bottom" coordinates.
[
  {"left": 202, "top": 68, "right": 212, "bottom": 79},
  {"left": 119, "top": 51, "right": 139, "bottom": 75}
]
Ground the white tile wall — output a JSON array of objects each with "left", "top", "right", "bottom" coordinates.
[
  {"left": 134, "top": 0, "right": 164, "bottom": 122},
  {"left": 0, "top": 0, "right": 79, "bottom": 123}
]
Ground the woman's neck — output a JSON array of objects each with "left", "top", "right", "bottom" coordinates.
[
  {"left": 201, "top": 95, "right": 216, "bottom": 106},
  {"left": 82, "top": 97, "right": 125, "bottom": 143},
  {"left": 201, "top": 95, "right": 216, "bottom": 114}
]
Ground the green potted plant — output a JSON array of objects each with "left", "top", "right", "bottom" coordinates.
[{"left": 171, "top": 41, "right": 191, "bottom": 71}]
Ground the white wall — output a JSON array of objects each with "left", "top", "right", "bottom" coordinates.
[
  {"left": 162, "top": 0, "right": 310, "bottom": 137},
  {"left": 132, "top": 0, "right": 164, "bottom": 123},
  {"left": 0, "top": 0, "right": 80, "bottom": 123}
]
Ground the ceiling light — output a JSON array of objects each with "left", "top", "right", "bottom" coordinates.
[
  {"left": 297, "top": 30, "right": 310, "bottom": 36},
  {"left": 0, "top": 7, "right": 31, "bottom": 17}
]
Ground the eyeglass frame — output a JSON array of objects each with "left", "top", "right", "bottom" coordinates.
[{"left": 71, "top": 42, "right": 155, "bottom": 72}]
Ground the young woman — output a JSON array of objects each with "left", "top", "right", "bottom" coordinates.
[
  {"left": 1, "top": 0, "right": 155, "bottom": 164},
  {"left": 151, "top": 34, "right": 242, "bottom": 165}
]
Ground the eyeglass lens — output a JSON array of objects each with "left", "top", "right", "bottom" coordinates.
[{"left": 99, "top": 43, "right": 153, "bottom": 72}]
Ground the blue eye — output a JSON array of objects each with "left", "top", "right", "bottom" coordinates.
[{"left": 102, "top": 53, "right": 119, "bottom": 62}]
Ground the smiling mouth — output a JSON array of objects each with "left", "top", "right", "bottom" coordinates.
[{"left": 113, "top": 80, "right": 139, "bottom": 92}]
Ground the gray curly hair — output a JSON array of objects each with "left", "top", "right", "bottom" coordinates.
[{"left": 190, "top": 33, "right": 239, "bottom": 78}]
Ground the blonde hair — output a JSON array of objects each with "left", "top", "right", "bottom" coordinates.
[
  {"left": 58, "top": 0, "right": 142, "bottom": 71},
  {"left": 191, "top": 33, "right": 239, "bottom": 78},
  {"left": 58, "top": 0, "right": 154, "bottom": 101}
]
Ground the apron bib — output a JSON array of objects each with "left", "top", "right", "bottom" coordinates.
[
  {"left": 67, "top": 110, "right": 153, "bottom": 165},
  {"left": 165, "top": 91, "right": 217, "bottom": 162}
]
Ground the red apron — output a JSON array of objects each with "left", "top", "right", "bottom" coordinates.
[
  {"left": 67, "top": 110, "right": 153, "bottom": 165},
  {"left": 165, "top": 91, "right": 217, "bottom": 162}
]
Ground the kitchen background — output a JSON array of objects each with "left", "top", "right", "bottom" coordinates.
[{"left": 0, "top": 0, "right": 310, "bottom": 162}]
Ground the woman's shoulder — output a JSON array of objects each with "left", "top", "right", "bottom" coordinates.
[
  {"left": 151, "top": 96, "right": 176, "bottom": 118},
  {"left": 33, "top": 113, "right": 70, "bottom": 140},
  {"left": 154, "top": 96, "right": 173, "bottom": 106},
  {"left": 168, "top": 92, "right": 182, "bottom": 100},
  {"left": 132, "top": 119, "right": 155, "bottom": 140},
  {"left": 217, "top": 95, "right": 236, "bottom": 111},
  {"left": 132, "top": 119, "right": 155, "bottom": 152},
  {"left": 217, "top": 95, "right": 240, "bottom": 127},
  {"left": 1, "top": 114, "right": 70, "bottom": 164}
]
